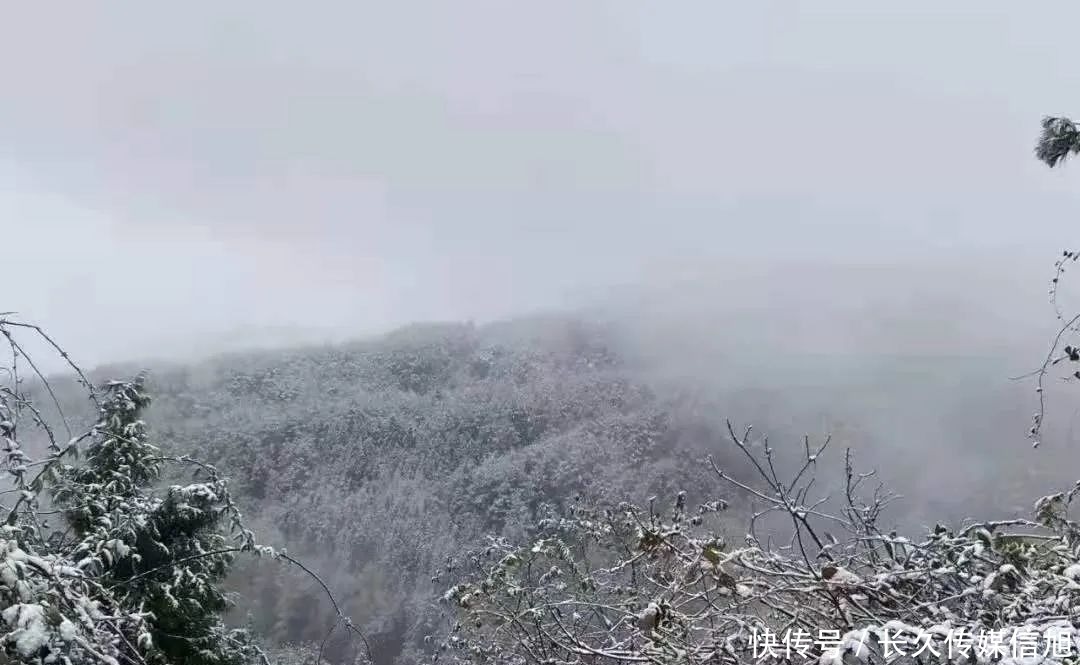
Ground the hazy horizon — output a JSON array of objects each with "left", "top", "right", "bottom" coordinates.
[{"left": 5, "top": 1, "right": 1080, "bottom": 373}]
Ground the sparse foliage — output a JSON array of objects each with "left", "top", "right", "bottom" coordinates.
[
  {"left": 435, "top": 422, "right": 1080, "bottom": 665},
  {"left": 1027, "top": 115, "right": 1080, "bottom": 444}
]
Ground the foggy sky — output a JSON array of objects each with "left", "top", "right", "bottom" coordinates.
[{"left": 4, "top": 1, "right": 1080, "bottom": 368}]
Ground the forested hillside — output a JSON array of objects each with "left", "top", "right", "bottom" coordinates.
[
  {"left": 125, "top": 317, "right": 729, "bottom": 663},
  {"left": 2, "top": 302, "right": 1076, "bottom": 665},
  {"left": 36, "top": 311, "right": 1033, "bottom": 663}
]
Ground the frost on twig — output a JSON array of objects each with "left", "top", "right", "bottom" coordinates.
[{"left": 435, "top": 420, "right": 1080, "bottom": 665}]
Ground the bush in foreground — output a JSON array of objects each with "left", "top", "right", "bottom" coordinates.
[{"left": 435, "top": 424, "right": 1080, "bottom": 665}]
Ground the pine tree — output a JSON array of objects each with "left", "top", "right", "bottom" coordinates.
[{"left": 49, "top": 376, "right": 262, "bottom": 665}]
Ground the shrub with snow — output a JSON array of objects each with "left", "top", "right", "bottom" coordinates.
[{"left": 434, "top": 424, "right": 1080, "bottom": 665}]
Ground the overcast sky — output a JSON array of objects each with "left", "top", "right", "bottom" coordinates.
[{"left": 4, "top": 1, "right": 1080, "bottom": 368}]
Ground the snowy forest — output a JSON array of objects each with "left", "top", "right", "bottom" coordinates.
[
  {"left": 2, "top": 115, "right": 1080, "bottom": 664},
  {"left": 9, "top": 4, "right": 1080, "bottom": 664}
]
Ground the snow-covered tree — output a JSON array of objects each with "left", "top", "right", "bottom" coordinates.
[
  {"left": 50, "top": 375, "right": 262, "bottom": 665},
  {"left": 0, "top": 317, "right": 302, "bottom": 664}
]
